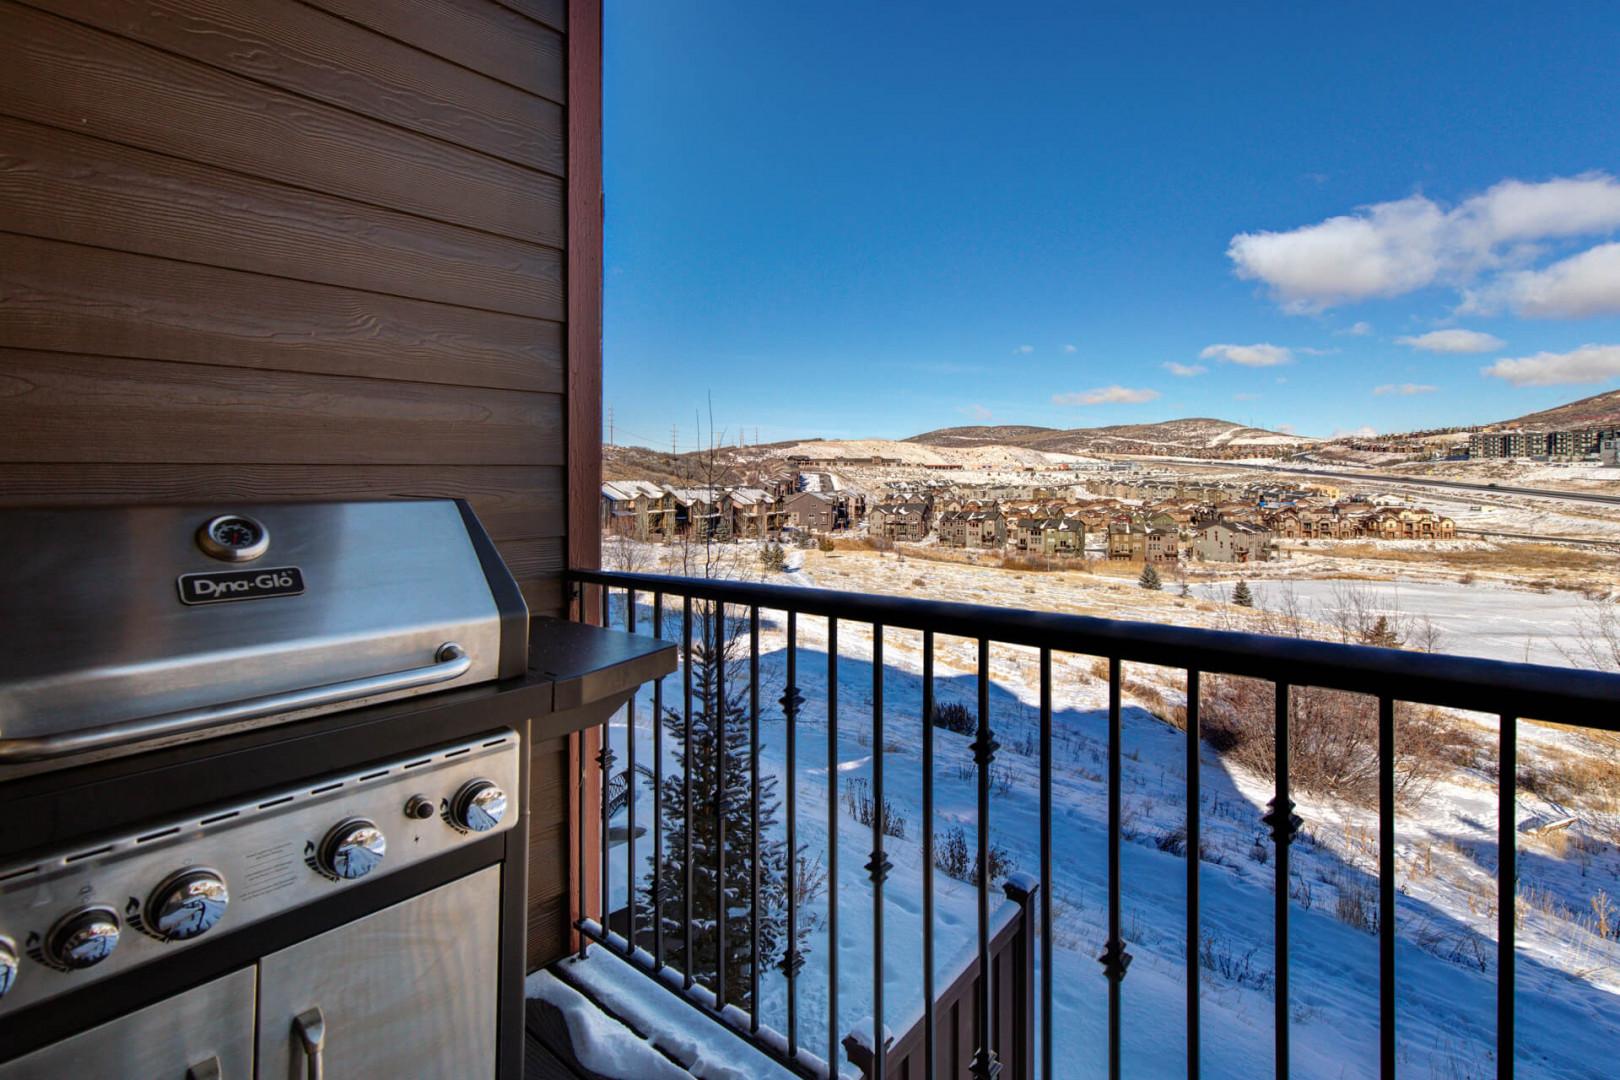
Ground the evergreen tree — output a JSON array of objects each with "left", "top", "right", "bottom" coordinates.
[
  {"left": 1232, "top": 579, "right": 1254, "bottom": 607},
  {"left": 1361, "top": 615, "right": 1403, "bottom": 648},
  {"left": 1138, "top": 563, "right": 1162, "bottom": 590},
  {"left": 635, "top": 605, "right": 802, "bottom": 1009}
]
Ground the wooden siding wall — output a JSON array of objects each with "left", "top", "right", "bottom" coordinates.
[
  {"left": 0, "top": 0, "right": 572, "bottom": 615},
  {"left": 0, "top": 0, "right": 601, "bottom": 971}
]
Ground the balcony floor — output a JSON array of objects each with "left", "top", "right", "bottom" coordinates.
[{"left": 526, "top": 947, "right": 802, "bottom": 1080}]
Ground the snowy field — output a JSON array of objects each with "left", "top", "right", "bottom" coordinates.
[
  {"left": 1190, "top": 577, "right": 1594, "bottom": 667},
  {"left": 586, "top": 544, "right": 1620, "bottom": 1079}
]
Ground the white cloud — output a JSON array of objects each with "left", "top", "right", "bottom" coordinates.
[
  {"left": 1062, "top": 343, "right": 1078, "bottom": 353},
  {"left": 1052, "top": 386, "right": 1161, "bottom": 406},
  {"left": 1228, "top": 173, "right": 1620, "bottom": 313},
  {"left": 1232, "top": 392, "right": 1261, "bottom": 401},
  {"left": 958, "top": 403, "right": 994, "bottom": 421},
  {"left": 1200, "top": 342, "right": 1293, "bottom": 367},
  {"left": 1162, "top": 362, "right": 1207, "bottom": 377},
  {"left": 1396, "top": 329, "right": 1505, "bottom": 353},
  {"left": 1373, "top": 383, "right": 1438, "bottom": 396},
  {"left": 1487, "top": 242, "right": 1620, "bottom": 318},
  {"left": 1228, "top": 195, "right": 1448, "bottom": 311},
  {"left": 1342, "top": 321, "right": 1374, "bottom": 336},
  {"left": 1015, "top": 344, "right": 1035, "bottom": 354},
  {"left": 1482, "top": 344, "right": 1620, "bottom": 386}
]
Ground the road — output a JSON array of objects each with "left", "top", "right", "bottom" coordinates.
[{"left": 1193, "top": 460, "right": 1620, "bottom": 507}]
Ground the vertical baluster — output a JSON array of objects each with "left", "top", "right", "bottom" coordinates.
[
  {"left": 869, "top": 625, "right": 889, "bottom": 1080},
  {"left": 1379, "top": 696, "right": 1395, "bottom": 1080},
  {"left": 1040, "top": 648, "right": 1052, "bottom": 1080},
  {"left": 970, "top": 639, "right": 1000, "bottom": 1080},
  {"left": 626, "top": 590, "right": 638, "bottom": 956},
  {"left": 922, "top": 632, "right": 937, "bottom": 1080},
  {"left": 653, "top": 592, "right": 666, "bottom": 970},
  {"left": 782, "top": 610, "right": 801, "bottom": 1058},
  {"left": 599, "top": 586, "right": 614, "bottom": 938},
  {"left": 576, "top": 584, "right": 589, "bottom": 959},
  {"left": 1186, "top": 670, "right": 1201, "bottom": 1080},
  {"left": 827, "top": 616, "right": 841, "bottom": 1073},
  {"left": 1102, "top": 657, "right": 1127, "bottom": 1080},
  {"left": 750, "top": 605, "right": 762, "bottom": 1033},
  {"left": 715, "top": 602, "right": 728, "bottom": 1006},
  {"left": 1499, "top": 713, "right": 1517, "bottom": 1080},
  {"left": 683, "top": 596, "right": 695, "bottom": 989},
  {"left": 1266, "top": 682, "right": 1297, "bottom": 1080}
]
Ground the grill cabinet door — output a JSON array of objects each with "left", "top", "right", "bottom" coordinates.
[
  {"left": 0, "top": 966, "right": 255, "bottom": 1079},
  {"left": 257, "top": 866, "right": 500, "bottom": 1080}
]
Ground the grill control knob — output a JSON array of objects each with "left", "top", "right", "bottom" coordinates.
[
  {"left": 47, "top": 907, "right": 121, "bottom": 970},
  {"left": 319, "top": 819, "right": 386, "bottom": 880},
  {"left": 146, "top": 869, "right": 229, "bottom": 942},
  {"left": 451, "top": 779, "right": 508, "bottom": 833},
  {"left": 0, "top": 937, "right": 17, "bottom": 998}
]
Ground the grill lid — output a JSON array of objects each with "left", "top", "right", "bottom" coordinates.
[{"left": 0, "top": 500, "right": 526, "bottom": 765}]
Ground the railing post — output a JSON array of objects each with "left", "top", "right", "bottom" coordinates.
[{"left": 1003, "top": 873, "right": 1039, "bottom": 1080}]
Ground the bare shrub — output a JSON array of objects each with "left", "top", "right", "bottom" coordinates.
[
  {"left": 842, "top": 778, "right": 906, "bottom": 840},
  {"left": 1333, "top": 874, "right": 1380, "bottom": 934},
  {"left": 1198, "top": 932, "right": 1274, "bottom": 993},
  {"left": 931, "top": 701, "right": 975, "bottom": 736},
  {"left": 1197, "top": 677, "right": 1476, "bottom": 807},
  {"left": 934, "top": 825, "right": 1016, "bottom": 886}
]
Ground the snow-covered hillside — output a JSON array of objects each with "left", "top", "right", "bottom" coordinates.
[{"left": 600, "top": 551, "right": 1620, "bottom": 1079}]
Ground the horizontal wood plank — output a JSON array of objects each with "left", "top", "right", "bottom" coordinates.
[
  {"left": 0, "top": 118, "right": 562, "bottom": 322},
  {"left": 0, "top": 233, "right": 562, "bottom": 392},
  {"left": 496, "top": 535, "right": 566, "bottom": 583},
  {"left": 0, "top": 2, "right": 563, "bottom": 247},
  {"left": 496, "top": 0, "right": 565, "bottom": 34},
  {"left": 307, "top": 0, "right": 565, "bottom": 104},
  {"left": 0, "top": 464, "right": 564, "bottom": 541},
  {"left": 23, "top": 0, "right": 564, "bottom": 176},
  {"left": 521, "top": 576, "right": 566, "bottom": 618},
  {"left": 0, "top": 349, "right": 563, "bottom": 465}
]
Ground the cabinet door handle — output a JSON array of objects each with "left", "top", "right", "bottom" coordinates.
[
  {"left": 293, "top": 1007, "right": 326, "bottom": 1080},
  {"left": 185, "top": 1057, "right": 222, "bottom": 1080}
]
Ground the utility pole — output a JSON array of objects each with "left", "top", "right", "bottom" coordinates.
[
  {"left": 606, "top": 406, "right": 614, "bottom": 446},
  {"left": 670, "top": 425, "right": 679, "bottom": 459}
]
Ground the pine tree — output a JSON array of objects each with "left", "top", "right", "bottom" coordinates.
[
  {"left": 1361, "top": 615, "right": 1403, "bottom": 648},
  {"left": 635, "top": 605, "right": 803, "bottom": 1010},
  {"left": 1232, "top": 579, "right": 1254, "bottom": 607},
  {"left": 1138, "top": 563, "right": 1162, "bottom": 590}
]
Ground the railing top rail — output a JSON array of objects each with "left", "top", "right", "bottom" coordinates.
[{"left": 571, "top": 568, "right": 1620, "bottom": 727}]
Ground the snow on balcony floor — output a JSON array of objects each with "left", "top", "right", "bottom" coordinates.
[{"left": 529, "top": 948, "right": 801, "bottom": 1080}]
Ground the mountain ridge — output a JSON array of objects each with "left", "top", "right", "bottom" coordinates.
[
  {"left": 1488, "top": 388, "right": 1620, "bottom": 432},
  {"left": 907, "top": 416, "right": 1309, "bottom": 453}
]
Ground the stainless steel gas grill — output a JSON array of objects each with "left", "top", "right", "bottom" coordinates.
[
  {"left": 0, "top": 500, "right": 552, "bottom": 1079},
  {"left": 0, "top": 500, "right": 527, "bottom": 769}
]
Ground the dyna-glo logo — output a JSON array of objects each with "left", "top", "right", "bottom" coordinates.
[{"left": 177, "top": 566, "right": 305, "bottom": 606}]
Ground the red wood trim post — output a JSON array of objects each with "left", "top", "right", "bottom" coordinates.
[
  {"left": 1003, "top": 873, "right": 1039, "bottom": 1080},
  {"left": 565, "top": 0, "right": 604, "bottom": 956}
]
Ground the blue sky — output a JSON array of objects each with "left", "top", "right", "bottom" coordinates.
[{"left": 603, "top": 1, "right": 1620, "bottom": 447}]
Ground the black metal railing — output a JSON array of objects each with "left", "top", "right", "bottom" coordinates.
[{"left": 569, "top": 568, "right": 1620, "bottom": 1080}]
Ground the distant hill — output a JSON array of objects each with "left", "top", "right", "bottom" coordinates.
[
  {"left": 1489, "top": 388, "right": 1620, "bottom": 432},
  {"left": 909, "top": 417, "right": 1312, "bottom": 455},
  {"left": 905, "top": 424, "right": 1058, "bottom": 447}
]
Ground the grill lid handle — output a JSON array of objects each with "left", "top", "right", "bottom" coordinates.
[{"left": 0, "top": 643, "right": 471, "bottom": 764}]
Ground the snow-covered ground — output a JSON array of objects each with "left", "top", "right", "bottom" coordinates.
[
  {"left": 593, "top": 545, "right": 1620, "bottom": 1080},
  {"left": 1190, "top": 577, "right": 1594, "bottom": 667}
]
